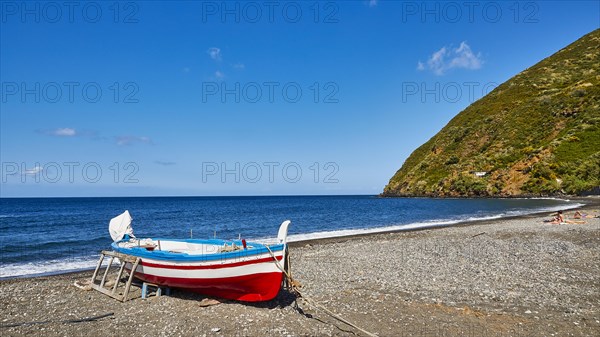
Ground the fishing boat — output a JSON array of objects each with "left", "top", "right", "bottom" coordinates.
[{"left": 107, "top": 211, "right": 291, "bottom": 302}]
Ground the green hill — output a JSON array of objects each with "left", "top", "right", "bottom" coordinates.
[{"left": 383, "top": 29, "right": 600, "bottom": 197}]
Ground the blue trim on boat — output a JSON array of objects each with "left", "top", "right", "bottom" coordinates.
[{"left": 110, "top": 239, "right": 285, "bottom": 262}]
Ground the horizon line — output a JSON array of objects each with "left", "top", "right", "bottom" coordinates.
[{"left": 0, "top": 193, "right": 380, "bottom": 199}]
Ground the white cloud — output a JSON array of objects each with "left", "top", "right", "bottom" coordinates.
[
  {"left": 183, "top": 67, "right": 191, "bottom": 73},
  {"left": 448, "top": 42, "right": 483, "bottom": 70},
  {"left": 233, "top": 63, "right": 245, "bottom": 70},
  {"left": 215, "top": 71, "right": 225, "bottom": 79},
  {"left": 54, "top": 128, "right": 76, "bottom": 136},
  {"left": 368, "top": 0, "right": 378, "bottom": 7},
  {"left": 41, "top": 127, "right": 77, "bottom": 137},
  {"left": 116, "top": 136, "right": 153, "bottom": 146},
  {"left": 207, "top": 47, "right": 222, "bottom": 61},
  {"left": 418, "top": 42, "right": 483, "bottom": 75},
  {"left": 23, "top": 166, "right": 43, "bottom": 175}
]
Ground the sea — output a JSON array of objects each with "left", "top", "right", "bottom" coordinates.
[{"left": 0, "top": 195, "right": 585, "bottom": 279}]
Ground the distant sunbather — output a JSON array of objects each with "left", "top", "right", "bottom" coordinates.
[
  {"left": 549, "top": 210, "right": 564, "bottom": 224},
  {"left": 573, "top": 211, "right": 588, "bottom": 219}
]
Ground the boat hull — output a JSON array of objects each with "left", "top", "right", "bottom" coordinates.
[
  {"left": 130, "top": 269, "right": 284, "bottom": 302},
  {"left": 117, "top": 241, "right": 287, "bottom": 302}
]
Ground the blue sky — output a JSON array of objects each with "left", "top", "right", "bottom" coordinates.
[{"left": 1, "top": 1, "right": 598, "bottom": 197}]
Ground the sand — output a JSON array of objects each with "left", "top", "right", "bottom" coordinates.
[{"left": 1, "top": 204, "right": 599, "bottom": 337}]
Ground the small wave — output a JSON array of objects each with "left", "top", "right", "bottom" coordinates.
[
  {"left": 526, "top": 203, "right": 584, "bottom": 214},
  {"left": 257, "top": 219, "right": 461, "bottom": 244},
  {"left": 455, "top": 203, "right": 585, "bottom": 222},
  {"left": 257, "top": 203, "right": 587, "bottom": 244},
  {"left": 0, "top": 255, "right": 109, "bottom": 279},
  {"left": 0, "top": 214, "right": 27, "bottom": 219}
]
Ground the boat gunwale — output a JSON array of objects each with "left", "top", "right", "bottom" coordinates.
[{"left": 110, "top": 239, "right": 285, "bottom": 262}]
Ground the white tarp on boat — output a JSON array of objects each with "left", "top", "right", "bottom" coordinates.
[{"left": 109, "top": 210, "right": 134, "bottom": 242}]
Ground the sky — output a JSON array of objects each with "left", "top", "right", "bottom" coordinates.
[{"left": 1, "top": 0, "right": 598, "bottom": 197}]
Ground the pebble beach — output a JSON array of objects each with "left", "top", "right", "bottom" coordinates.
[{"left": 1, "top": 204, "right": 599, "bottom": 337}]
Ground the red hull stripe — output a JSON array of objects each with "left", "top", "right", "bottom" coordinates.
[
  {"left": 140, "top": 255, "right": 282, "bottom": 270},
  {"left": 133, "top": 272, "right": 284, "bottom": 302}
]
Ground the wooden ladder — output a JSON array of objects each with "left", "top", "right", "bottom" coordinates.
[{"left": 90, "top": 250, "right": 141, "bottom": 302}]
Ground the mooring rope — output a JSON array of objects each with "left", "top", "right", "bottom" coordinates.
[
  {"left": 265, "top": 245, "right": 378, "bottom": 337},
  {"left": 1, "top": 313, "right": 114, "bottom": 328}
]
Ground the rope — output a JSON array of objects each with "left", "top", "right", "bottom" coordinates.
[
  {"left": 300, "top": 297, "right": 379, "bottom": 337},
  {"left": 1, "top": 313, "right": 114, "bottom": 328},
  {"left": 265, "top": 245, "right": 378, "bottom": 337}
]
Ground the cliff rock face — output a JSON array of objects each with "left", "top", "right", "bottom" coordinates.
[{"left": 383, "top": 29, "right": 600, "bottom": 197}]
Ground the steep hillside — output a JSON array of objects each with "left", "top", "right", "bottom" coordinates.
[{"left": 383, "top": 29, "right": 600, "bottom": 197}]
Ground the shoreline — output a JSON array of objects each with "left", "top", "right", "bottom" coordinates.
[
  {"left": 290, "top": 198, "right": 598, "bottom": 248},
  {"left": 1, "top": 206, "right": 599, "bottom": 336},
  {"left": 379, "top": 192, "right": 600, "bottom": 199},
  {"left": 2, "top": 197, "right": 598, "bottom": 280}
]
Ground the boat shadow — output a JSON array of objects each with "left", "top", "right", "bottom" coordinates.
[
  {"left": 165, "top": 287, "right": 299, "bottom": 309},
  {"left": 247, "top": 288, "right": 299, "bottom": 309}
]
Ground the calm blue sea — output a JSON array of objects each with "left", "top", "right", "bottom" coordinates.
[{"left": 0, "top": 195, "right": 583, "bottom": 278}]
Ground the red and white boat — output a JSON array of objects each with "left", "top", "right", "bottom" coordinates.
[{"left": 108, "top": 211, "right": 291, "bottom": 302}]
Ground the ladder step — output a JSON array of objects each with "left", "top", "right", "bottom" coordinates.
[{"left": 90, "top": 251, "right": 141, "bottom": 302}]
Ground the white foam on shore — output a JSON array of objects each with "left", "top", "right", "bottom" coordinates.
[
  {"left": 256, "top": 219, "right": 460, "bottom": 244},
  {"left": 1, "top": 202, "right": 586, "bottom": 278},
  {"left": 258, "top": 202, "right": 586, "bottom": 244},
  {"left": 0, "top": 255, "right": 107, "bottom": 279}
]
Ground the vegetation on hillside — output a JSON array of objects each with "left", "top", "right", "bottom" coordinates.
[{"left": 383, "top": 29, "right": 600, "bottom": 197}]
